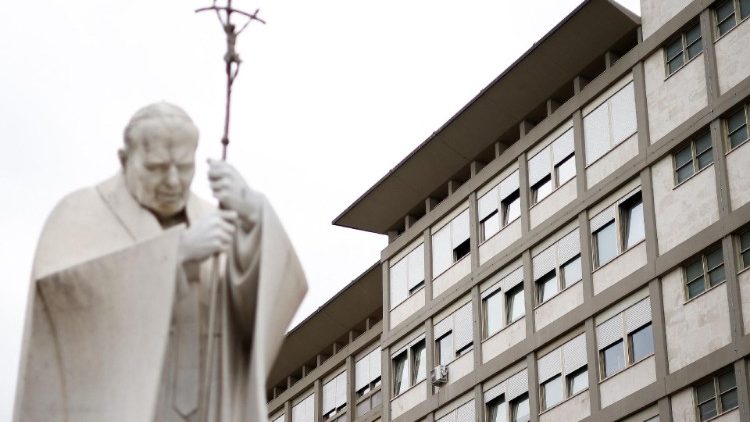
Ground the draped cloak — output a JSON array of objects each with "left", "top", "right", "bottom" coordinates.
[{"left": 13, "top": 173, "right": 307, "bottom": 422}]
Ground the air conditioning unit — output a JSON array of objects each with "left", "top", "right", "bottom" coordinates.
[{"left": 431, "top": 365, "right": 448, "bottom": 386}]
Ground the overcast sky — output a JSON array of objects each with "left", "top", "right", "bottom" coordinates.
[{"left": 0, "top": 0, "right": 640, "bottom": 418}]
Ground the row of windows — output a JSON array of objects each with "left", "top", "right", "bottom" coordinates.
[{"left": 715, "top": 0, "right": 750, "bottom": 37}]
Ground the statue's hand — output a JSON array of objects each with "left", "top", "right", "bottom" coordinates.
[
  {"left": 208, "top": 159, "right": 261, "bottom": 229},
  {"left": 178, "top": 210, "right": 238, "bottom": 263}
]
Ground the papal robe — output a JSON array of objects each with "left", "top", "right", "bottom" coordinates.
[{"left": 13, "top": 173, "right": 307, "bottom": 422}]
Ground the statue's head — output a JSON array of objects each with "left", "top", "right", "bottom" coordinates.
[{"left": 119, "top": 102, "right": 199, "bottom": 218}]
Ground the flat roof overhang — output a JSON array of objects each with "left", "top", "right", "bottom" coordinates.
[
  {"left": 267, "top": 262, "right": 383, "bottom": 389},
  {"left": 333, "top": 0, "right": 640, "bottom": 234}
]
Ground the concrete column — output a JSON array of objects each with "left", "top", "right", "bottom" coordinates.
[{"left": 584, "top": 318, "right": 602, "bottom": 413}]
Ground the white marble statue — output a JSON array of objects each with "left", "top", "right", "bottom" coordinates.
[{"left": 14, "top": 102, "right": 307, "bottom": 422}]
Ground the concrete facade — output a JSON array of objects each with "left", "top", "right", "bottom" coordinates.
[{"left": 266, "top": 2, "right": 750, "bottom": 422}]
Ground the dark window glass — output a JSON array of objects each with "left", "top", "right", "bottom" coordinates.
[
  {"left": 685, "top": 246, "right": 726, "bottom": 299},
  {"left": 727, "top": 107, "right": 749, "bottom": 149},
  {"left": 567, "top": 367, "right": 588, "bottom": 395},
  {"left": 742, "top": 0, "right": 750, "bottom": 18},
  {"left": 601, "top": 340, "right": 626, "bottom": 378},
  {"left": 503, "top": 190, "right": 521, "bottom": 226},
  {"left": 629, "top": 324, "right": 654, "bottom": 362},
  {"left": 555, "top": 154, "right": 576, "bottom": 186},
  {"left": 411, "top": 341, "right": 426, "bottom": 384},
  {"left": 594, "top": 221, "right": 617, "bottom": 268},
  {"left": 481, "top": 210, "right": 500, "bottom": 242},
  {"left": 695, "top": 369, "right": 738, "bottom": 421},
  {"left": 666, "top": 37, "right": 685, "bottom": 75},
  {"left": 675, "top": 132, "right": 713, "bottom": 184},
  {"left": 686, "top": 24, "right": 704, "bottom": 59},
  {"left": 453, "top": 239, "right": 471, "bottom": 262},
  {"left": 622, "top": 194, "right": 645, "bottom": 249},
  {"left": 392, "top": 352, "right": 408, "bottom": 396},
  {"left": 716, "top": 0, "right": 738, "bottom": 36},
  {"left": 740, "top": 230, "right": 750, "bottom": 269},
  {"left": 706, "top": 248, "right": 726, "bottom": 286}
]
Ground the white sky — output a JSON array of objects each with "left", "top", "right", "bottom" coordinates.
[{"left": 0, "top": 0, "right": 640, "bottom": 418}]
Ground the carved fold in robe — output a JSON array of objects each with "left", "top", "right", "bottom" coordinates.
[{"left": 14, "top": 173, "right": 307, "bottom": 422}]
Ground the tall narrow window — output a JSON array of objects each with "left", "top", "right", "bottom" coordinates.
[
  {"left": 628, "top": 323, "right": 654, "bottom": 363},
  {"left": 355, "top": 348, "right": 381, "bottom": 398},
  {"left": 674, "top": 131, "right": 713, "bottom": 184},
  {"left": 594, "top": 221, "right": 617, "bottom": 267},
  {"left": 540, "top": 375, "right": 563, "bottom": 410},
  {"left": 726, "top": 106, "right": 749, "bottom": 150},
  {"left": 503, "top": 190, "right": 521, "bottom": 225},
  {"left": 322, "top": 371, "right": 347, "bottom": 421},
  {"left": 739, "top": 229, "right": 750, "bottom": 269},
  {"left": 389, "top": 244, "right": 425, "bottom": 308},
  {"left": 506, "top": 285, "right": 525, "bottom": 323},
  {"left": 478, "top": 171, "right": 521, "bottom": 242},
  {"left": 410, "top": 340, "right": 426, "bottom": 384},
  {"left": 561, "top": 255, "right": 582, "bottom": 288},
  {"left": 567, "top": 367, "right": 588, "bottom": 396},
  {"left": 664, "top": 22, "right": 703, "bottom": 76},
  {"left": 536, "top": 271, "right": 558, "bottom": 305},
  {"left": 621, "top": 193, "right": 645, "bottom": 249},
  {"left": 483, "top": 290, "right": 503, "bottom": 338},
  {"left": 435, "top": 333, "right": 453, "bottom": 366},
  {"left": 531, "top": 175, "right": 553, "bottom": 204},
  {"left": 600, "top": 340, "right": 626, "bottom": 378},
  {"left": 684, "top": 246, "right": 726, "bottom": 299},
  {"left": 392, "top": 351, "right": 408, "bottom": 396}
]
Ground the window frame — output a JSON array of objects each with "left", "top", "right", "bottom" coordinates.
[
  {"left": 322, "top": 370, "right": 348, "bottom": 421},
  {"left": 599, "top": 321, "right": 655, "bottom": 380},
  {"left": 683, "top": 246, "right": 726, "bottom": 300},
  {"left": 738, "top": 228, "right": 750, "bottom": 270},
  {"left": 528, "top": 128, "right": 577, "bottom": 207},
  {"left": 694, "top": 368, "right": 739, "bottom": 421},
  {"left": 432, "top": 209, "right": 471, "bottom": 277},
  {"left": 566, "top": 366, "right": 589, "bottom": 397},
  {"left": 539, "top": 374, "right": 563, "bottom": 411},
  {"left": 510, "top": 393, "right": 530, "bottom": 422},
  {"left": 664, "top": 21, "right": 703, "bottom": 77},
  {"left": 620, "top": 192, "right": 645, "bottom": 250},
  {"left": 591, "top": 189, "right": 645, "bottom": 270},
  {"left": 713, "top": 0, "right": 750, "bottom": 38},
  {"left": 478, "top": 172, "right": 522, "bottom": 244},
  {"left": 505, "top": 284, "right": 526, "bottom": 324},
  {"left": 485, "top": 394, "right": 508, "bottom": 422},
  {"left": 391, "top": 336, "right": 427, "bottom": 397},
  {"left": 672, "top": 130, "right": 714, "bottom": 185},
  {"left": 724, "top": 104, "right": 750, "bottom": 151}
]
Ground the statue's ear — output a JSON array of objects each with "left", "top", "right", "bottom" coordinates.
[{"left": 118, "top": 149, "right": 127, "bottom": 169}]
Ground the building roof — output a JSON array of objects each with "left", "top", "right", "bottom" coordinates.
[
  {"left": 267, "top": 262, "right": 383, "bottom": 390},
  {"left": 333, "top": 0, "right": 640, "bottom": 234}
]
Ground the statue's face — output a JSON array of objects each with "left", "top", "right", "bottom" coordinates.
[{"left": 122, "top": 119, "right": 198, "bottom": 218}]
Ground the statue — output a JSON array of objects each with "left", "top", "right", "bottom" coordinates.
[{"left": 13, "top": 102, "right": 307, "bottom": 422}]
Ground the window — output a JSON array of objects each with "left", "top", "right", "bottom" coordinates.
[
  {"left": 533, "top": 228, "right": 582, "bottom": 305},
  {"left": 600, "top": 340, "right": 626, "bottom": 378},
  {"left": 510, "top": 393, "right": 530, "bottom": 422},
  {"left": 584, "top": 81, "right": 637, "bottom": 165},
  {"left": 434, "top": 303, "right": 473, "bottom": 366},
  {"left": 537, "top": 333, "right": 588, "bottom": 412},
  {"left": 739, "top": 228, "right": 750, "bottom": 269},
  {"left": 695, "top": 369, "right": 738, "bottom": 421},
  {"left": 628, "top": 324, "right": 654, "bottom": 363},
  {"left": 594, "top": 221, "right": 618, "bottom": 267},
  {"left": 322, "top": 371, "right": 347, "bottom": 420},
  {"left": 432, "top": 209, "right": 471, "bottom": 276},
  {"left": 674, "top": 131, "right": 713, "bottom": 184},
  {"left": 540, "top": 375, "right": 563, "bottom": 410},
  {"left": 664, "top": 22, "right": 703, "bottom": 76},
  {"left": 621, "top": 192, "right": 645, "bottom": 249},
  {"left": 528, "top": 128, "right": 575, "bottom": 205},
  {"left": 482, "top": 267, "right": 525, "bottom": 339},
  {"left": 478, "top": 171, "right": 521, "bottom": 242},
  {"left": 567, "top": 367, "right": 588, "bottom": 396},
  {"left": 292, "top": 393, "right": 315, "bottom": 422},
  {"left": 392, "top": 337, "right": 427, "bottom": 396},
  {"left": 597, "top": 297, "right": 654, "bottom": 379},
  {"left": 684, "top": 246, "right": 726, "bottom": 299},
  {"left": 506, "top": 285, "right": 525, "bottom": 323},
  {"left": 389, "top": 244, "right": 425, "bottom": 308},
  {"left": 591, "top": 189, "right": 645, "bottom": 269},
  {"left": 725, "top": 105, "right": 749, "bottom": 150},
  {"left": 355, "top": 348, "right": 381, "bottom": 398},
  {"left": 714, "top": 0, "right": 750, "bottom": 37},
  {"left": 486, "top": 395, "right": 508, "bottom": 422}
]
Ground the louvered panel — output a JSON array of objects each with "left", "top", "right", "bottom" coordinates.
[
  {"left": 583, "top": 102, "right": 611, "bottom": 165},
  {"left": 597, "top": 314, "right": 624, "bottom": 349},
  {"left": 563, "top": 334, "right": 588, "bottom": 375},
  {"left": 389, "top": 259, "right": 407, "bottom": 307},
  {"left": 407, "top": 244, "right": 425, "bottom": 291},
  {"left": 552, "top": 129, "right": 575, "bottom": 164},
  {"left": 537, "top": 348, "right": 562, "bottom": 383},
  {"left": 484, "top": 381, "right": 506, "bottom": 403},
  {"left": 337, "top": 372, "right": 348, "bottom": 408},
  {"left": 370, "top": 349, "right": 381, "bottom": 382},
  {"left": 528, "top": 146, "right": 552, "bottom": 186},
  {"left": 481, "top": 281, "right": 502, "bottom": 300},
  {"left": 610, "top": 82, "right": 637, "bottom": 145},
  {"left": 625, "top": 297, "right": 652, "bottom": 333},
  {"left": 532, "top": 246, "right": 556, "bottom": 281},
  {"left": 436, "top": 411, "right": 456, "bottom": 422},
  {"left": 590, "top": 206, "right": 615, "bottom": 232},
  {"left": 453, "top": 303, "right": 474, "bottom": 352},
  {"left": 500, "top": 170, "right": 521, "bottom": 199},
  {"left": 452, "top": 209, "right": 471, "bottom": 246},
  {"left": 435, "top": 316, "right": 452, "bottom": 339},
  {"left": 478, "top": 187, "right": 499, "bottom": 221},
  {"left": 502, "top": 267, "right": 525, "bottom": 291},
  {"left": 557, "top": 228, "right": 581, "bottom": 264},
  {"left": 506, "top": 370, "right": 529, "bottom": 401},
  {"left": 355, "top": 355, "right": 369, "bottom": 392},
  {"left": 322, "top": 379, "right": 336, "bottom": 414},
  {"left": 456, "top": 401, "right": 475, "bottom": 422}
]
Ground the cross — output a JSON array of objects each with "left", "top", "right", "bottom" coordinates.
[{"left": 196, "top": 0, "right": 266, "bottom": 160}]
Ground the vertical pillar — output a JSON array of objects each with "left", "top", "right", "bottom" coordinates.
[
  {"left": 584, "top": 318, "right": 602, "bottom": 413},
  {"left": 382, "top": 261, "right": 391, "bottom": 334},
  {"left": 700, "top": 9, "right": 720, "bottom": 104},
  {"left": 526, "top": 353, "right": 540, "bottom": 422},
  {"left": 519, "top": 154, "right": 531, "bottom": 237}
]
